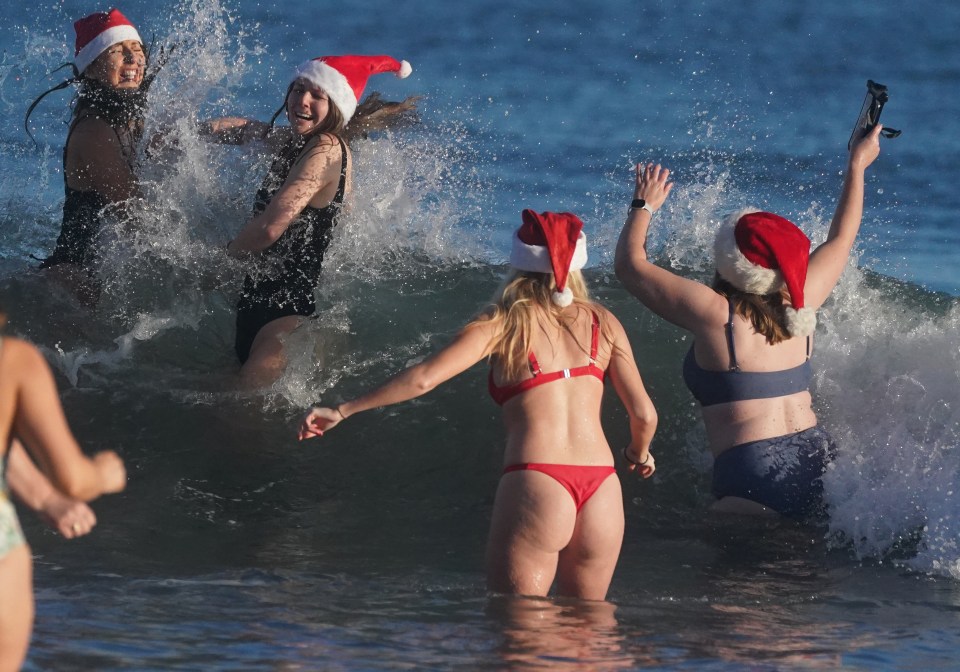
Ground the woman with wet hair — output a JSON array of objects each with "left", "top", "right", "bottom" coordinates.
[{"left": 25, "top": 9, "right": 161, "bottom": 300}]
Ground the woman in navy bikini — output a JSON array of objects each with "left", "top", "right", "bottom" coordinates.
[
  {"left": 300, "top": 210, "right": 658, "bottom": 600},
  {"left": 614, "top": 124, "right": 883, "bottom": 519}
]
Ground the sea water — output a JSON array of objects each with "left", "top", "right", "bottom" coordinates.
[{"left": 1, "top": 0, "right": 958, "bottom": 669}]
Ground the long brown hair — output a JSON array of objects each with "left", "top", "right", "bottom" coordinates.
[
  {"left": 477, "top": 270, "right": 617, "bottom": 380},
  {"left": 712, "top": 273, "right": 791, "bottom": 345}
]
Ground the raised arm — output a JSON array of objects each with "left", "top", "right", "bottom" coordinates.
[
  {"left": 299, "top": 319, "right": 497, "bottom": 440},
  {"left": 227, "top": 134, "right": 343, "bottom": 256},
  {"left": 602, "top": 310, "right": 658, "bottom": 478},
  {"left": 804, "top": 123, "right": 883, "bottom": 307},
  {"left": 614, "top": 163, "right": 723, "bottom": 332},
  {"left": 9, "top": 339, "right": 126, "bottom": 501}
]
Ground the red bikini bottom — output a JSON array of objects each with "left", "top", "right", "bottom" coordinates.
[{"left": 502, "top": 463, "right": 616, "bottom": 512}]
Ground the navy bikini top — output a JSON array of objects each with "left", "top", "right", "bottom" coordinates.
[
  {"left": 682, "top": 301, "right": 812, "bottom": 407},
  {"left": 489, "top": 312, "right": 605, "bottom": 406}
]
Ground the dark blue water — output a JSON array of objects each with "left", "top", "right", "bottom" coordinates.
[{"left": 1, "top": 0, "right": 959, "bottom": 669}]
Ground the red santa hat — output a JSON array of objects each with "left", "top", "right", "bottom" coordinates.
[
  {"left": 74, "top": 8, "right": 142, "bottom": 75},
  {"left": 714, "top": 208, "right": 816, "bottom": 336},
  {"left": 509, "top": 210, "right": 588, "bottom": 307},
  {"left": 291, "top": 55, "right": 412, "bottom": 124}
]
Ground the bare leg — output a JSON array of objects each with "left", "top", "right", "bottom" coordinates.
[
  {"left": 239, "top": 315, "right": 303, "bottom": 389},
  {"left": 555, "top": 474, "right": 623, "bottom": 601},
  {"left": 486, "top": 471, "right": 577, "bottom": 597},
  {"left": 0, "top": 544, "right": 33, "bottom": 672}
]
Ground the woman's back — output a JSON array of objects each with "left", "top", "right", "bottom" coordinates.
[
  {"left": 687, "top": 295, "right": 816, "bottom": 453},
  {"left": 491, "top": 304, "right": 615, "bottom": 466}
]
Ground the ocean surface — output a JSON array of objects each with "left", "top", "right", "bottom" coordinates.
[{"left": 1, "top": 0, "right": 959, "bottom": 669}]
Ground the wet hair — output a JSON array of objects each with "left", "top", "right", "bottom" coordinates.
[
  {"left": 712, "top": 273, "right": 791, "bottom": 345},
  {"left": 269, "top": 82, "right": 417, "bottom": 143},
  {"left": 475, "top": 269, "right": 618, "bottom": 381},
  {"left": 24, "top": 38, "right": 167, "bottom": 144}
]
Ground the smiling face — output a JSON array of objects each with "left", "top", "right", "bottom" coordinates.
[
  {"left": 285, "top": 78, "right": 332, "bottom": 136},
  {"left": 85, "top": 40, "right": 146, "bottom": 90}
]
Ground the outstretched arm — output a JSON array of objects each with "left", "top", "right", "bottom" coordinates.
[
  {"left": 5, "top": 440, "right": 97, "bottom": 538},
  {"left": 198, "top": 117, "right": 280, "bottom": 146},
  {"left": 602, "top": 311, "right": 658, "bottom": 478},
  {"left": 614, "top": 163, "right": 722, "bottom": 332},
  {"left": 805, "top": 123, "right": 883, "bottom": 307},
  {"left": 10, "top": 339, "right": 126, "bottom": 501},
  {"left": 299, "top": 319, "right": 497, "bottom": 440}
]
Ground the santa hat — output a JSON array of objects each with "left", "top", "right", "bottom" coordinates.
[
  {"left": 714, "top": 208, "right": 816, "bottom": 336},
  {"left": 292, "top": 55, "right": 412, "bottom": 124},
  {"left": 74, "top": 8, "right": 142, "bottom": 74},
  {"left": 509, "top": 210, "right": 588, "bottom": 307}
]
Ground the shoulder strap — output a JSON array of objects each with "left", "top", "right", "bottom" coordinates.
[
  {"left": 335, "top": 135, "right": 348, "bottom": 199},
  {"left": 527, "top": 352, "right": 541, "bottom": 376},
  {"left": 725, "top": 299, "right": 740, "bottom": 372},
  {"left": 805, "top": 335, "right": 811, "bottom": 359},
  {"left": 589, "top": 312, "right": 600, "bottom": 363}
]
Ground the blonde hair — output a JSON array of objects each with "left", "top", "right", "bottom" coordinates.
[
  {"left": 476, "top": 269, "right": 616, "bottom": 380},
  {"left": 712, "top": 274, "right": 791, "bottom": 345}
]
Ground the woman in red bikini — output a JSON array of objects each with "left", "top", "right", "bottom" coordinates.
[{"left": 299, "top": 209, "right": 657, "bottom": 601}]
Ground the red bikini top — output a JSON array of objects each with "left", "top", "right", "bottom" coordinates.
[{"left": 488, "top": 312, "right": 605, "bottom": 406}]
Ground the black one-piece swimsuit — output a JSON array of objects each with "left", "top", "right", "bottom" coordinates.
[{"left": 234, "top": 135, "right": 347, "bottom": 363}]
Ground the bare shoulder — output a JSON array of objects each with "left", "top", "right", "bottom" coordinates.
[
  {"left": 294, "top": 133, "right": 348, "bottom": 174},
  {"left": 0, "top": 337, "right": 49, "bottom": 377},
  {"left": 69, "top": 116, "right": 121, "bottom": 148},
  {"left": 586, "top": 302, "right": 626, "bottom": 336}
]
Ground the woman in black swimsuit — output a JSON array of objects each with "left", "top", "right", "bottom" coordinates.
[
  {"left": 203, "top": 55, "right": 415, "bottom": 386},
  {"left": 25, "top": 9, "right": 158, "bottom": 302}
]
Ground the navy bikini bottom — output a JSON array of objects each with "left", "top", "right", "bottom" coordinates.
[{"left": 712, "top": 426, "right": 836, "bottom": 519}]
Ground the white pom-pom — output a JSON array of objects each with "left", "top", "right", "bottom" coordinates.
[
  {"left": 785, "top": 306, "right": 817, "bottom": 337},
  {"left": 397, "top": 60, "right": 412, "bottom": 78},
  {"left": 552, "top": 287, "right": 573, "bottom": 307}
]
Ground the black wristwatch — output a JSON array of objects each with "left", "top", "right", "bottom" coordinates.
[{"left": 630, "top": 198, "right": 655, "bottom": 215}]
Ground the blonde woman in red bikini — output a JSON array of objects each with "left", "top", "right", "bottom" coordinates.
[{"left": 300, "top": 210, "right": 657, "bottom": 601}]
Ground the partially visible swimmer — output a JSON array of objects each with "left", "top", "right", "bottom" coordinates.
[
  {"left": 25, "top": 9, "right": 164, "bottom": 304},
  {"left": 6, "top": 440, "right": 97, "bottom": 539},
  {"left": 0, "top": 307, "right": 126, "bottom": 672},
  {"left": 200, "top": 54, "right": 417, "bottom": 388},
  {"left": 614, "top": 124, "right": 884, "bottom": 519},
  {"left": 300, "top": 210, "right": 657, "bottom": 601}
]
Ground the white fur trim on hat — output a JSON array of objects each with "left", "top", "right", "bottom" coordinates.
[
  {"left": 294, "top": 59, "right": 358, "bottom": 122},
  {"left": 713, "top": 207, "right": 782, "bottom": 294},
  {"left": 552, "top": 287, "right": 574, "bottom": 307},
  {"left": 75, "top": 24, "right": 142, "bottom": 74},
  {"left": 784, "top": 306, "right": 817, "bottom": 337},
  {"left": 509, "top": 231, "right": 588, "bottom": 274}
]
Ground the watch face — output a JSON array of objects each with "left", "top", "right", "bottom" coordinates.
[{"left": 632, "top": 198, "right": 646, "bottom": 209}]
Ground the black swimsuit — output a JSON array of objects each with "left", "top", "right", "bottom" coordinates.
[
  {"left": 234, "top": 135, "right": 348, "bottom": 363},
  {"left": 40, "top": 117, "right": 137, "bottom": 271}
]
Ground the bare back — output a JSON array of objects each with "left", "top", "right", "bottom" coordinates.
[
  {"left": 492, "top": 304, "right": 614, "bottom": 467},
  {"left": 690, "top": 297, "right": 817, "bottom": 454}
]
